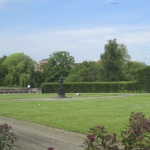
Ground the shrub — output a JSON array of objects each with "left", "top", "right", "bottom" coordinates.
[
  {"left": 0, "top": 123, "right": 17, "bottom": 150},
  {"left": 41, "top": 81, "right": 141, "bottom": 93},
  {"left": 84, "top": 112, "right": 150, "bottom": 150},
  {"left": 137, "top": 66, "right": 150, "bottom": 93}
]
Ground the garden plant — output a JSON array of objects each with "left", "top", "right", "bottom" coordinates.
[
  {"left": 1, "top": 112, "right": 150, "bottom": 150},
  {"left": 84, "top": 112, "right": 150, "bottom": 150},
  {"left": 0, "top": 123, "right": 17, "bottom": 150}
]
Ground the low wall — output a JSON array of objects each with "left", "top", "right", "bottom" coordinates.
[{"left": 0, "top": 88, "right": 42, "bottom": 94}]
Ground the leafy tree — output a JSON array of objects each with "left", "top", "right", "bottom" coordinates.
[
  {"left": 33, "top": 71, "right": 45, "bottom": 87},
  {"left": 126, "top": 61, "right": 147, "bottom": 81},
  {"left": 0, "top": 56, "right": 7, "bottom": 86},
  {"left": 2, "top": 53, "right": 35, "bottom": 87},
  {"left": 43, "top": 51, "right": 75, "bottom": 82},
  {"left": 65, "top": 61, "right": 99, "bottom": 82},
  {"left": 100, "top": 39, "right": 130, "bottom": 81}
]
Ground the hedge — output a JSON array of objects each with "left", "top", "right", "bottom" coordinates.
[
  {"left": 137, "top": 66, "right": 150, "bottom": 93},
  {"left": 41, "top": 81, "right": 142, "bottom": 93}
]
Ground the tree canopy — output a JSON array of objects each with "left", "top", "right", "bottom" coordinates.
[
  {"left": 0, "top": 56, "right": 7, "bottom": 86},
  {"left": 126, "top": 61, "right": 146, "bottom": 81},
  {"left": 64, "top": 61, "right": 99, "bottom": 82},
  {"left": 100, "top": 39, "right": 131, "bottom": 81},
  {"left": 2, "top": 53, "right": 35, "bottom": 87},
  {"left": 0, "top": 39, "right": 148, "bottom": 87},
  {"left": 43, "top": 51, "right": 75, "bottom": 82}
]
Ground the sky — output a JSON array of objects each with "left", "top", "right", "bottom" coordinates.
[{"left": 0, "top": 0, "right": 150, "bottom": 65}]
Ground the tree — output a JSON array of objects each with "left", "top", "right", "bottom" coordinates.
[
  {"left": 65, "top": 61, "right": 99, "bottom": 82},
  {"left": 125, "top": 61, "right": 147, "bottom": 81},
  {"left": 2, "top": 53, "right": 35, "bottom": 87},
  {"left": 43, "top": 51, "right": 75, "bottom": 82},
  {"left": 0, "top": 56, "right": 7, "bottom": 86},
  {"left": 100, "top": 39, "right": 130, "bottom": 81},
  {"left": 32, "top": 71, "right": 44, "bottom": 87}
]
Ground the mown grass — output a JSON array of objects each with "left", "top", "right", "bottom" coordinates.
[
  {"left": 0, "top": 93, "right": 118, "bottom": 100},
  {"left": 0, "top": 93, "right": 150, "bottom": 138}
]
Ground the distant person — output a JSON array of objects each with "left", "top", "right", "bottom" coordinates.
[{"left": 27, "top": 84, "right": 30, "bottom": 91}]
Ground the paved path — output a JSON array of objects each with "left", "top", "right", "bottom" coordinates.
[
  {"left": 0, "top": 116, "right": 85, "bottom": 150},
  {"left": 0, "top": 93, "right": 138, "bottom": 102}
]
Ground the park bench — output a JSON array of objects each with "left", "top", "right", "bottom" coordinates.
[{"left": 0, "top": 88, "right": 42, "bottom": 94}]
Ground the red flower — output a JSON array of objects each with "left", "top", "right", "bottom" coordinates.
[{"left": 87, "top": 135, "right": 95, "bottom": 142}]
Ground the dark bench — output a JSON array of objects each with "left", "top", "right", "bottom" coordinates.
[{"left": 0, "top": 88, "right": 42, "bottom": 94}]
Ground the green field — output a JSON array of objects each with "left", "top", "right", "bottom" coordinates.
[{"left": 0, "top": 93, "right": 150, "bottom": 138}]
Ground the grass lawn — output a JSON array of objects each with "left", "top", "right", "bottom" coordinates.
[
  {"left": 0, "top": 93, "right": 150, "bottom": 138},
  {"left": 0, "top": 93, "right": 118, "bottom": 100}
]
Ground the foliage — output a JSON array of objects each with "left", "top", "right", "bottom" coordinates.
[
  {"left": 84, "top": 112, "right": 150, "bottom": 150},
  {"left": 41, "top": 81, "right": 141, "bottom": 93},
  {"left": 1, "top": 53, "right": 35, "bottom": 87},
  {"left": 41, "top": 82, "right": 58, "bottom": 93},
  {"left": 32, "top": 71, "right": 44, "bottom": 87},
  {"left": 43, "top": 51, "right": 75, "bottom": 82},
  {"left": 65, "top": 61, "right": 99, "bottom": 82},
  {"left": 125, "top": 61, "right": 147, "bottom": 81},
  {"left": 100, "top": 39, "right": 131, "bottom": 81},
  {"left": 137, "top": 66, "right": 150, "bottom": 92},
  {"left": 0, "top": 56, "right": 7, "bottom": 86},
  {"left": 0, "top": 123, "right": 17, "bottom": 150}
]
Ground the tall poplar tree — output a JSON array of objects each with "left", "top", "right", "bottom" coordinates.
[{"left": 100, "top": 39, "right": 130, "bottom": 81}]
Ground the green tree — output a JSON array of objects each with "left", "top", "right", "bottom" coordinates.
[
  {"left": 33, "top": 71, "right": 45, "bottom": 87},
  {"left": 2, "top": 53, "right": 35, "bottom": 87},
  {"left": 100, "top": 39, "right": 130, "bottom": 81},
  {"left": 126, "top": 61, "right": 147, "bottom": 81},
  {"left": 65, "top": 61, "right": 99, "bottom": 82},
  {"left": 0, "top": 56, "right": 7, "bottom": 86},
  {"left": 44, "top": 51, "right": 75, "bottom": 82}
]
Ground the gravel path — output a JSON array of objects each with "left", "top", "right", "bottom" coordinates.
[
  {"left": 0, "top": 93, "right": 137, "bottom": 102},
  {"left": 0, "top": 116, "right": 85, "bottom": 150}
]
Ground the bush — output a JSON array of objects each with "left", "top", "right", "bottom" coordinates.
[
  {"left": 84, "top": 112, "right": 150, "bottom": 150},
  {"left": 0, "top": 123, "right": 17, "bottom": 150},
  {"left": 137, "top": 66, "right": 150, "bottom": 93},
  {"left": 41, "top": 82, "right": 141, "bottom": 93}
]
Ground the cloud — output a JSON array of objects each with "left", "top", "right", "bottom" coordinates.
[
  {"left": 56, "top": 27, "right": 117, "bottom": 36},
  {"left": 0, "top": 25, "right": 150, "bottom": 64},
  {"left": 0, "top": 0, "right": 30, "bottom": 5},
  {"left": 0, "top": 0, "right": 8, "bottom": 5}
]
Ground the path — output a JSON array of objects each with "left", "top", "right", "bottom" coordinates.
[{"left": 0, "top": 116, "right": 85, "bottom": 150}]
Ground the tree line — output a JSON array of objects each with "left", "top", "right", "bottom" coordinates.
[{"left": 0, "top": 39, "right": 147, "bottom": 87}]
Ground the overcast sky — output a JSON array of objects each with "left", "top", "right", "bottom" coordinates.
[{"left": 0, "top": 0, "right": 150, "bottom": 64}]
